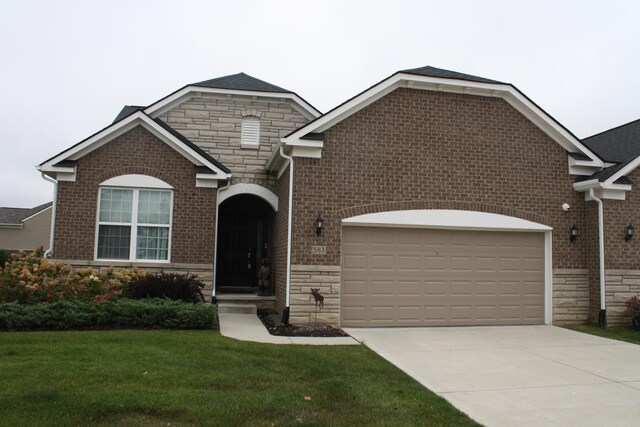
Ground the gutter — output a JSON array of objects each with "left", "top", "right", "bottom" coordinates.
[
  {"left": 279, "top": 144, "right": 294, "bottom": 324},
  {"left": 212, "top": 179, "right": 232, "bottom": 302},
  {"left": 41, "top": 173, "right": 58, "bottom": 258},
  {"left": 589, "top": 188, "right": 607, "bottom": 328}
]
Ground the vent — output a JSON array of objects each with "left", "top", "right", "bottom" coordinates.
[{"left": 241, "top": 116, "right": 260, "bottom": 149}]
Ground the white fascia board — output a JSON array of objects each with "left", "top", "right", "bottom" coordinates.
[
  {"left": 144, "top": 86, "right": 320, "bottom": 120},
  {"left": 604, "top": 156, "right": 640, "bottom": 186},
  {"left": 282, "top": 73, "right": 604, "bottom": 167},
  {"left": 572, "top": 179, "right": 601, "bottom": 191},
  {"left": 283, "top": 74, "right": 403, "bottom": 144},
  {"left": 342, "top": 210, "right": 552, "bottom": 232},
  {"left": 21, "top": 205, "right": 53, "bottom": 223},
  {"left": 40, "top": 112, "right": 230, "bottom": 180}
]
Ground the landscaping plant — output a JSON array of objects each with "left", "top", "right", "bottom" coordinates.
[
  {"left": 0, "top": 247, "right": 146, "bottom": 304},
  {"left": 625, "top": 295, "right": 640, "bottom": 331},
  {"left": 128, "top": 271, "right": 205, "bottom": 302}
]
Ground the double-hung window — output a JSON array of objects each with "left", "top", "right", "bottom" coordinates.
[{"left": 96, "top": 187, "right": 172, "bottom": 262}]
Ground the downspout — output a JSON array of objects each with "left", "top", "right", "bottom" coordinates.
[
  {"left": 279, "top": 145, "right": 294, "bottom": 324},
  {"left": 212, "top": 178, "right": 232, "bottom": 303},
  {"left": 589, "top": 188, "right": 607, "bottom": 328},
  {"left": 41, "top": 173, "right": 58, "bottom": 259}
]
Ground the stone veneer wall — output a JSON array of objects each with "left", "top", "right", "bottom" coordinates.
[
  {"left": 289, "top": 265, "right": 340, "bottom": 325},
  {"left": 55, "top": 260, "right": 214, "bottom": 303},
  {"left": 158, "top": 94, "right": 310, "bottom": 192},
  {"left": 605, "top": 270, "right": 640, "bottom": 326},
  {"left": 553, "top": 269, "right": 590, "bottom": 325}
]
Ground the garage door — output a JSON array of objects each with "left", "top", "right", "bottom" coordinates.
[{"left": 341, "top": 226, "right": 545, "bottom": 327}]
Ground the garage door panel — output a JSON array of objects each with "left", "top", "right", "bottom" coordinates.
[{"left": 341, "top": 227, "right": 545, "bottom": 327}]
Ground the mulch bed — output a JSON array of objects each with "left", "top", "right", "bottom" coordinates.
[{"left": 257, "top": 309, "right": 350, "bottom": 337}]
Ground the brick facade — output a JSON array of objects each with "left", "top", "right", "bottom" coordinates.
[
  {"left": 290, "top": 88, "right": 588, "bottom": 269},
  {"left": 53, "top": 126, "right": 217, "bottom": 265}
]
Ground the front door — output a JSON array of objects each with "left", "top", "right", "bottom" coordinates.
[{"left": 216, "top": 195, "right": 272, "bottom": 292}]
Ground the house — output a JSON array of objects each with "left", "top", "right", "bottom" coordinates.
[
  {"left": 0, "top": 202, "right": 52, "bottom": 252},
  {"left": 37, "top": 66, "right": 640, "bottom": 327}
]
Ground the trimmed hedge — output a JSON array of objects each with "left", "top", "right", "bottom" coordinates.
[
  {"left": 128, "top": 272, "right": 205, "bottom": 302},
  {"left": 0, "top": 299, "right": 217, "bottom": 331}
]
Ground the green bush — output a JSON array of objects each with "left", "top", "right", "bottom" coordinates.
[
  {"left": 128, "top": 271, "right": 205, "bottom": 302},
  {"left": 0, "top": 299, "right": 217, "bottom": 331}
]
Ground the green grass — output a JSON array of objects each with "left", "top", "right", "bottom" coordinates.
[
  {"left": 566, "top": 324, "right": 640, "bottom": 345},
  {"left": 0, "top": 330, "right": 478, "bottom": 426}
]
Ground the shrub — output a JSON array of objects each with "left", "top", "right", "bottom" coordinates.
[
  {"left": 0, "top": 248, "right": 146, "bottom": 304},
  {"left": 128, "top": 272, "right": 205, "bottom": 303},
  {"left": 0, "top": 299, "right": 217, "bottom": 330}
]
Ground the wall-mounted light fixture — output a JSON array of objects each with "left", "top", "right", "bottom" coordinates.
[
  {"left": 570, "top": 224, "right": 578, "bottom": 243},
  {"left": 315, "top": 215, "right": 324, "bottom": 236},
  {"left": 626, "top": 223, "right": 634, "bottom": 242}
]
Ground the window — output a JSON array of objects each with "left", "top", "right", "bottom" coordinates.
[
  {"left": 241, "top": 116, "right": 260, "bottom": 149},
  {"left": 96, "top": 188, "right": 172, "bottom": 261}
]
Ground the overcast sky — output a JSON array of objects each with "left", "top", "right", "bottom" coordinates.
[{"left": 1, "top": 0, "right": 639, "bottom": 207}]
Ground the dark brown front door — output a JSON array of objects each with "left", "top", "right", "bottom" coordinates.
[{"left": 217, "top": 195, "right": 272, "bottom": 292}]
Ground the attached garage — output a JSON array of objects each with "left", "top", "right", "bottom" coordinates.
[{"left": 340, "top": 210, "right": 552, "bottom": 327}]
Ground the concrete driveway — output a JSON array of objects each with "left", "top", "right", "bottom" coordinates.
[{"left": 344, "top": 325, "right": 640, "bottom": 427}]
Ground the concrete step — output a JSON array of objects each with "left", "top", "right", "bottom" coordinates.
[
  {"left": 216, "top": 293, "right": 276, "bottom": 310},
  {"left": 218, "top": 303, "right": 257, "bottom": 315}
]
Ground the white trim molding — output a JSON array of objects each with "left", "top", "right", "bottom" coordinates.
[
  {"left": 276, "top": 72, "right": 604, "bottom": 169},
  {"left": 37, "top": 111, "right": 232, "bottom": 185},
  {"left": 216, "top": 183, "right": 278, "bottom": 211},
  {"left": 342, "top": 209, "right": 552, "bottom": 232},
  {"left": 100, "top": 174, "right": 173, "bottom": 189},
  {"left": 144, "top": 86, "right": 320, "bottom": 120}
]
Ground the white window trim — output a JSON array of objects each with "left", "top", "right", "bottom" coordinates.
[
  {"left": 241, "top": 116, "right": 260, "bottom": 149},
  {"left": 94, "top": 187, "right": 173, "bottom": 263}
]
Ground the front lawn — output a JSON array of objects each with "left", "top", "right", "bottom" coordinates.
[
  {"left": 566, "top": 324, "right": 640, "bottom": 345},
  {"left": 0, "top": 331, "right": 478, "bottom": 426}
]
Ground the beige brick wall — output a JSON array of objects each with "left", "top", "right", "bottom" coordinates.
[
  {"left": 159, "top": 95, "right": 309, "bottom": 191},
  {"left": 289, "top": 264, "right": 340, "bottom": 325},
  {"left": 604, "top": 270, "right": 640, "bottom": 326},
  {"left": 55, "top": 259, "right": 214, "bottom": 302},
  {"left": 553, "top": 269, "right": 590, "bottom": 325}
]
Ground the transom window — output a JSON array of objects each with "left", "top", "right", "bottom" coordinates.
[{"left": 96, "top": 187, "right": 172, "bottom": 262}]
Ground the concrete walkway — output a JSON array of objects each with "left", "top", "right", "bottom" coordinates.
[
  {"left": 345, "top": 325, "right": 640, "bottom": 427},
  {"left": 218, "top": 311, "right": 359, "bottom": 345}
]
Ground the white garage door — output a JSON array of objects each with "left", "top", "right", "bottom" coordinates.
[{"left": 341, "top": 226, "right": 545, "bottom": 327}]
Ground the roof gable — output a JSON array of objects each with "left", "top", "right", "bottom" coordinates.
[
  {"left": 38, "top": 112, "right": 230, "bottom": 185},
  {"left": 273, "top": 66, "right": 603, "bottom": 172},
  {"left": 0, "top": 202, "right": 52, "bottom": 226}
]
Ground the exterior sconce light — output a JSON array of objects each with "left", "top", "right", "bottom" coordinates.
[
  {"left": 315, "top": 215, "right": 324, "bottom": 236},
  {"left": 626, "top": 223, "right": 634, "bottom": 241},
  {"left": 570, "top": 224, "right": 578, "bottom": 243}
]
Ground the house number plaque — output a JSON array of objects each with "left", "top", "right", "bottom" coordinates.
[{"left": 312, "top": 245, "right": 326, "bottom": 255}]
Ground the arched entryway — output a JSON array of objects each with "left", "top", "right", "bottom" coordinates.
[{"left": 216, "top": 194, "right": 275, "bottom": 293}]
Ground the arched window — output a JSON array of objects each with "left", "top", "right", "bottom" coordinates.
[{"left": 241, "top": 116, "right": 260, "bottom": 149}]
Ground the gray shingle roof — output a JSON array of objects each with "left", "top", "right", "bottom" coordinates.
[
  {"left": 582, "top": 119, "right": 640, "bottom": 163},
  {"left": 192, "top": 72, "right": 290, "bottom": 93},
  {"left": 113, "top": 105, "right": 145, "bottom": 124},
  {"left": 401, "top": 66, "right": 505, "bottom": 84},
  {"left": 578, "top": 119, "right": 640, "bottom": 183},
  {"left": 0, "top": 202, "right": 52, "bottom": 225}
]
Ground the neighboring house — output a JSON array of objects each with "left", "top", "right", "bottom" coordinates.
[
  {"left": 0, "top": 202, "right": 52, "bottom": 251},
  {"left": 36, "top": 67, "right": 640, "bottom": 327}
]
